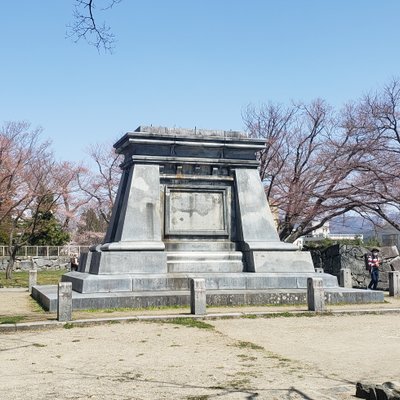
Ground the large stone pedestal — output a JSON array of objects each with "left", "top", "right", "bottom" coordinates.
[{"left": 32, "top": 126, "right": 383, "bottom": 310}]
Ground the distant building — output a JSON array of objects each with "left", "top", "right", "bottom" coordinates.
[
  {"left": 293, "top": 221, "right": 363, "bottom": 249},
  {"left": 367, "top": 223, "right": 400, "bottom": 248}
]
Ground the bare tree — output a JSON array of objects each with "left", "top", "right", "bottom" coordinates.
[
  {"left": 67, "top": 0, "right": 122, "bottom": 53},
  {"left": 243, "top": 99, "right": 384, "bottom": 242},
  {"left": 77, "top": 142, "right": 122, "bottom": 226},
  {"left": 346, "top": 78, "right": 400, "bottom": 230}
]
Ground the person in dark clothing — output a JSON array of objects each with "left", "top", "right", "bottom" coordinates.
[
  {"left": 70, "top": 254, "right": 79, "bottom": 272},
  {"left": 367, "top": 248, "right": 381, "bottom": 290}
]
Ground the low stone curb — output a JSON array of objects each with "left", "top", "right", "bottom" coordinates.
[{"left": 2, "top": 307, "right": 400, "bottom": 333}]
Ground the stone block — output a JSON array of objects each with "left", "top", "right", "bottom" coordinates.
[
  {"left": 246, "top": 250, "right": 315, "bottom": 273},
  {"left": 190, "top": 278, "right": 206, "bottom": 315},
  {"left": 62, "top": 272, "right": 133, "bottom": 293},
  {"left": 356, "top": 382, "right": 373, "bottom": 399},
  {"left": 307, "top": 277, "right": 325, "bottom": 312},
  {"left": 28, "top": 270, "right": 37, "bottom": 293},
  {"left": 234, "top": 168, "right": 281, "bottom": 243},
  {"left": 390, "top": 257, "right": 400, "bottom": 272},
  {"left": 88, "top": 250, "right": 167, "bottom": 274},
  {"left": 380, "top": 246, "right": 399, "bottom": 260},
  {"left": 340, "top": 268, "right": 352, "bottom": 288},
  {"left": 107, "top": 164, "right": 163, "bottom": 244},
  {"left": 355, "top": 382, "right": 400, "bottom": 400},
  {"left": 389, "top": 271, "right": 400, "bottom": 297},
  {"left": 57, "top": 282, "right": 72, "bottom": 322}
]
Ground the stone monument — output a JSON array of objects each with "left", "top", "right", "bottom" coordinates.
[{"left": 32, "top": 126, "right": 383, "bottom": 310}]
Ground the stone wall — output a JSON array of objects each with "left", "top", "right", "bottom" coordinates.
[
  {"left": 0, "top": 256, "right": 70, "bottom": 271},
  {"left": 310, "top": 244, "right": 399, "bottom": 290}
]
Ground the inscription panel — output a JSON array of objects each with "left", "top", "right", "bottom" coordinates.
[{"left": 165, "top": 187, "right": 228, "bottom": 236}]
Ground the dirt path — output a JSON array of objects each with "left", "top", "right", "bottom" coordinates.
[{"left": 1, "top": 313, "right": 399, "bottom": 399}]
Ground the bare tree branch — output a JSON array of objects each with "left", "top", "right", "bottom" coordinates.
[{"left": 67, "top": 0, "right": 121, "bottom": 53}]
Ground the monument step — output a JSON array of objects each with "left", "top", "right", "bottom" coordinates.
[
  {"left": 167, "top": 251, "right": 244, "bottom": 273},
  {"left": 31, "top": 284, "right": 385, "bottom": 312},
  {"left": 60, "top": 271, "right": 339, "bottom": 294},
  {"left": 165, "top": 241, "right": 237, "bottom": 251},
  {"left": 167, "top": 251, "right": 243, "bottom": 261}
]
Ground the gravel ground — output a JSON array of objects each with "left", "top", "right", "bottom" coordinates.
[{"left": 1, "top": 309, "right": 400, "bottom": 399}]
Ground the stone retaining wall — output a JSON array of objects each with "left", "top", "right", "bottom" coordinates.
[
  {"left": 310, "top": 244, "right": 400, "bottom": 290},
  {"left": 0, "top": 256, "right": 70, "bottom": 271}
]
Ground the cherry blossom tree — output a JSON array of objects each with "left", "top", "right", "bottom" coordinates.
[{"left": 0, "top": 122, "right": 71, "bottom": 278}]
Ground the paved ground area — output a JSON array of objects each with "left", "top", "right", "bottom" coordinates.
[
  {"left": 1, "top": 312, "right": 400, "bottom": 399},
  {"left": 1, "top": 289, "right": 400, "bottom": 399}
]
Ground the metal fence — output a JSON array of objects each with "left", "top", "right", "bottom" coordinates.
[{"left": 0, "top": 245, "right": 90, "bottom": 258}]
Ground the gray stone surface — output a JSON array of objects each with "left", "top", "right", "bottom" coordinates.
[
  {"left": 104, "top": 164, "right": 164, "bottom": 247},
  {"left": 380, "top": 246, "right": 399, "bottom": 259},
  {"left": 0, "top": 256, "right": 69, "bottom": 271},
  {"left": 60, "top": 272, "right": 339, "bottom": 295},
  {"left": 311, "top": 244, "right": 395, "bottom": 289},
  {"left": 390, "top": 257, "right": 400, "bottom": 272},
  {"left": 340, "top": 268, "right": 352, "bottom": 288},
  {"left": 190, "top": 278, "right": 206, "bottom": 315},
  {"left": 32, "top": 284, "right": 383, "bottom": 312},
  {"left": 28, "top": 270, "right": 37, "bottom": 293},
  {"left": 57, "top": 282, "right": 72, "bottom": 322},
  {"left": 32, "top": 126, "right": 384, "bottom": 310},
  {"left": 356, "top": 381, "right": 400, "bottom": 400},
  {"left": 389, "top": 271, "right": 400, "bottom": 297},
  {"left": 87, "top": 250, "right": 167, "bottom": 275},
  {"left": 307, "top": 277, "right": 325, "bottom": 312},
  {"left": 235, "top": 168, "right": 280, "bottom": 243}
]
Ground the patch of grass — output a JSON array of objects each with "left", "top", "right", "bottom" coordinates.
[
  {"left": 237, "top": 354, "right": 257, "bottom": 361},
  {"left": 37, "top": 270, "right": 67, "bottom": 285},
  {"left": 0, "top": 315, "right": 25, "bottom": 324},
  {"left": 28, "top": 298, "right": 47, "bottom": 313},
  {"left": 234, "top": 341, "right": 264, "bottom": 351},
  {"left": 161, "top": 318, "right": 215, "bottom": 330},
  {"left": 226, "top": 377, "right": 251, "bottom": 389},
  {"left": 258, "top": 311, "right": 328, "bottom": 319},
  {"left": 186, "top": 396, "right": 210, "bottom": 400},
  {"left": 32, "top": 343, "right": 47, "bottom": 347},
  {"left": 242, "top": 314, "right": 258, "bottom": 319},
  {"left": 266, "top": 352, "right": 290, "bottom": 362},
  {"left": 84, "top": 304, "right": 188, "bottom": 313},
  {"left": 0, "top": 269, "right": 67, "bottom": 288},
  {"left": 63, "top": 323, "right": 74, "bottom": 329}
]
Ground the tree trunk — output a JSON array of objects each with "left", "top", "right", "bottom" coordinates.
[
  {"left": 5, "top": 246, "right": 18, "bottom": 280},
  {"left": 5, "top": 256, "right": 14, "bottom": 279}
]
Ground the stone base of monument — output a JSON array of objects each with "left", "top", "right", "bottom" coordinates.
[
  {"left": 32, "top": 272, "right": 384, "bottom": 312},
  {"left": 31, "top": 127, "right": 385, "bottom": 312}
]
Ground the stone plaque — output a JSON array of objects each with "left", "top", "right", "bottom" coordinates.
[{"left": 165, "top": 187, "right": 228, "bottom": 236}]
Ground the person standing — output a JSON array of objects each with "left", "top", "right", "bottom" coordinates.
[
  {"left": 70, "top": 254, "right": 79, "bottom": 272},
  {"left": 367, "top": 248, "right": 381, "bottom": 290}
]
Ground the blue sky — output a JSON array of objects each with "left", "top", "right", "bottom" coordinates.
[{"left": 1, "top": 0, "right": 400, "bottom": 163}]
